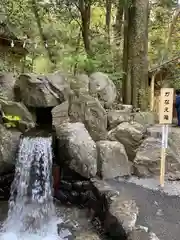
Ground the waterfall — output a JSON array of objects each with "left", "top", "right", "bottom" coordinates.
[{"left": 0, "top": 136, "right": 61, "bottom": 240}]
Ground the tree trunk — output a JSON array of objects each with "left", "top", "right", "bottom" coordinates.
[
  {"left": 122, "top": 6, "right": 131, "bottom": 104},
  {"left": 113, "top": 0, "right": 124, "bottom": 45},
  {"left": 127, "top": 0, "right": 149, "bottom": 110},
  {"left": 166, "top": 6, "right": 180, "bottom": 52},
  {"left": 105, "top": 0, "right": 112, "bottom": 44},
  {"left": 31, "top": 0, "right": 56, "bottom": 65},
  {"left": 79, "top": 0, "right": 92, "bottom": 56}
]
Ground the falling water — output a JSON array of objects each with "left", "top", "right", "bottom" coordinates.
[{"left": 0, "top": 136, "right": 61, "bottom": 240}]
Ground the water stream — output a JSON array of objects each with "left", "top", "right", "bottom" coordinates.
[{"left": 0, "top": 136, "right": 62, "bottom": 240}]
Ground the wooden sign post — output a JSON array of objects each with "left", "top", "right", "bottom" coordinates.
[{"left": 159, "top": 88, "right": 174, "bottom": 187}]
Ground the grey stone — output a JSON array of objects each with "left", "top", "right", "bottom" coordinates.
[
  {"left": 52, "top": 101, "right": 69, "bottom": 128},
  {"left": 75, "top": 231, "right": 101, "bottom": 240},
  {"left": 108, "top": 122, "right": 145, "bottom": 161},
  {"left": 128, "top": 226, "right": 160, "bottom": 240},
  {"left": 91, "top": 178, "right": 119, "bottom": 199},
  {"left": 0, "top": 99, "right": 35, "bottom": 125},
  {"left": 0, "top": 124, "right": 21, "bottom": 174},
  {"left": 133, "top": 112, "right": 158, "bottom": 126},
  {"left": 69, "top": 93, "right": 107, "bottom": 141},
  {"left": 70, "top": 74, "right": 89, "bottom": 93},
  {"left": 107, "top": 109, "right": 131, "bottom": 129},
  {"left": 89, "top": 72, "right": 116, "bottom": 108},
  {"left": 56, "top": 122, "right": 97, "bottom": 178},
  {"left": 15, "top": 71, "right": 70, "bottom": 107},
  {"left": 107, "top": 195, "right": 138, "bottom": 233},
  {"left": 115, "top": 104, "right": 133, "bottom": 112},
  {"left": 134, "top": 137, "right": 180, "bottom": 180},
  {"left": 91, "top": 178, "right": 138, "bottom": 235},
  {"left": 0, "top": 73, "right": 16, "bottom": 101},
  {"left": 96, "top": 140, "right": 131, "bottom": 179}
]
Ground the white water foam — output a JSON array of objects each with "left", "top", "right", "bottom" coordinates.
[{"left": 0, "top": 136, "right": 63, "bottom": 240}]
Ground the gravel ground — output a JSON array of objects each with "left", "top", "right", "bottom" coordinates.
[{"left": 108, "top": 177, "right": 180, "bottom": 240}]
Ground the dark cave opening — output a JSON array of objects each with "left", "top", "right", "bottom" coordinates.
[{"left": 35, "top": 107, "right": 53, "bottom": 128}]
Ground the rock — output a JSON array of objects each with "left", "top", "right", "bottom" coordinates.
[
  {"left": 128, "top": 226, "right": 160, "bottom": 240},
  {"left": 108, "top": 122, "right": 145, "bottom": 161},
  {"left": 0, "top": 125, "right": 21, "bottom": 174},
  {"left": 52, "top": 101, "right": 69, "bottom": 128},
  {"left": 15, "top": 71, "right": 70, "bottom": 107},
  {"left": 89, "top": 72, "right": 116, "bottom": 108},
  {"left": 56, "top": 122, "right": 97, "bottom": 178},
  {"left": 107, "top": 195, "right": 138, "bottom": 234},
  {"left": 133, "top": 112, "right": 158, "bottom": 126},
  {"left": 134, "top": 137, "right": 180, "bottom": 180},
  {"left": 107, "top": 110, "right": 131, "bottom": 129},
  {"left": 69, "top": 93, "right": 107, "bottom": 141},
  {"left": 91, "top": 178, "right": 119, "bottom": 200},
  {"left": 115, "top": 104, "right": 133, "bottom": 112},
  {"left": 75, "top": 231, "right": 101, "bottom": 240},
  {"left": 96, "top": 141, "right": 131, "bottom": 179},
  {"left": 0, "top": 99, "right": 35, "bottom": 125},
  {"left": 0, "top": 73, "right": 16, "bottom": 101},
  {"left": 91, "top": 178, "right": 138, "bottom": 237},
  {"left": 70, "top": 74, "right": 89, "bottom": 93}
]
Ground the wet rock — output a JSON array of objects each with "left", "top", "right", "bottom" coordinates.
[
  {"left": 91, "top": 178, "right": 119, "bottom": 200},
  {"left": 128, "top": 226, "right": 160, "bottom": 240},
  {"left": 56, "top": 122, "right": 97, "bottom": 178},
  {"left": 107, "top": 110, "right": 130, "bottom": 130},
  {"left": 91, "top": 178, "right": 138, "bottom": 238},
  {"left": 0, "top": 99, "right": 35, "bottom": 126},
  {"left": 89, "top": 72, "right": 117, "bottom": 108},
  {"left": 0, "top": 124, "right": 21, "bottom": 174},
  {"left": 15, "top": 71, "right": 70, "bottom": 107},
  {"left": 106, "top": 195, "right": 138, "bottom": 234},
  {"left": 69, "top": 93, "right": 107, "bottom": 141},
  {"left": 60, "top": 180, "right": 73, "bottom": 191},
  {"left": 0, "top": 173, "right": 14, "bottom": 200},
  {"left": 108, "top": 122, "right": 145, "bottom": 161},
  {"left": 134, "top": 137, "right": 180, "bottom": 180},
  {"left": 0, "top": 73, "right": 16, "bottom": 101},
  {"left": 96, "top": 141, "right": 131, "bottom": 179},
  {"left": 52, "top": 101, "right": 69, "bottom": 127}
]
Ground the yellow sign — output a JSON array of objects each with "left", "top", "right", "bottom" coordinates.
[{"left": 159, "top": 88, "right": 174, "bottom": 124}]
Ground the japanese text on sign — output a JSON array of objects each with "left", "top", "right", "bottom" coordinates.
[{"left": 159, "top": 88, "right": 174, "bottom": 124}]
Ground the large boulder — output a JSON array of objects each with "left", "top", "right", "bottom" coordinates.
[
  {"left": 0, "top": 73, "right": 16, "bottom": 101},
  {"left": 56, "top": 122, "right": 97, "bottom": 178},
  {"left": 52, "top": 101, "right": 69, "bottom": 127},
  {"left": 0, "top": 125, "right": 21, "bottom": 174},
  {"left": 15, "top": 71, "right": 70, "bottom": 107},
  {"left": 91, "top": 178, "right": 138, "bottom": 236},
  {"left": 108, "top": 122, "right": 145, "bottom": 161},
  {"left": 96, "top": 140, "right": 131, "bottom": 179},
  {"left": 89, "top": 72, "right": 117, "bottom": 108},
  {"left": 107, "top": 110, "right": 131, "bottom": 130},
  {"left": 70, "top": 74, "right": 89, "bottom": 93},
  {"left": 69, "top": 93, "right": 107, "bottom": 141},
  {"left": 134, "top": 137, "right": 180, "bottom": 180},
  {"left": 0, "top": 99, "right": 35, "bottom": 125}
]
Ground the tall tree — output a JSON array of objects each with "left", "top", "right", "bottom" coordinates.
[
  {"left": 78, "top": 0, "right": 92, "bottom": 56},
  {"left": 123, "top": 0, "right": 149, "bottom": 110},
  {"left": 105, "top": 0, "right": 112, "bottom": 43}
]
